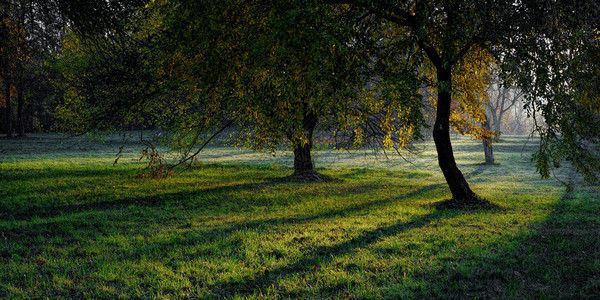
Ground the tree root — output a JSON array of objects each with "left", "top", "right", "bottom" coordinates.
[{"left": 282, "top": 170, "right": 338, "bottom": 182}]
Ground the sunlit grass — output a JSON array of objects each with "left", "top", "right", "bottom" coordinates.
[{"left": 1, "top": 134, "right": 598, "bottom": 298}]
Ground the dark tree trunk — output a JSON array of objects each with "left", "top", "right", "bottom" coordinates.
[
  {"left": 483, "top": 115, "right": 494, "bottom": 164},
  {"left": 294, "top": 140, "right": 314, "bottom": 173},
  {"left": 4, "top": 79, "right": 13, "bottom": 138},
  {"left": 433, "top": 67, "right": 481, "bottom": 203},
  {"left": 293, "top": 111, "right": 317, "bottom": 175},
  {"left": 17, "top": 84, "right": 26, "bottom": 138}
]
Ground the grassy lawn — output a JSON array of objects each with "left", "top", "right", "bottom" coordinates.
[{"left": 1, "top": 134, "right": 599, "bottom": 299}]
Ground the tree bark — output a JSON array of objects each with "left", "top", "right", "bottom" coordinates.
[
  {"left": 4, "top": 78, "right": 13, "bottom": 138},
  {"left": 293, "top": 111, "right": 317, "bottom": 175},
  {"left": 483, "top": 115, "right": 494, "bottom": 164},
  {"left": 433, "top": 67, "right": 480, "bottom": 202},
  {"left": 294, "top": 140, "right": 314, "bottom": 173},
  {"left": 16, "top": 84, "right": 26, "bottom": 137}
]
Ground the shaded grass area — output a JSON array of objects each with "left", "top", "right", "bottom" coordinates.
[{"left": 1, "top": 134, "right": 599, "bottom": 298}]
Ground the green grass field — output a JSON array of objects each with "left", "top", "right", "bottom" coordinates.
[{"left": 1, "top": 134, "right": 599, "bottom": 299}]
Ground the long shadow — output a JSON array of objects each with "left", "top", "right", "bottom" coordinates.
[
  {"left": 1, "top": 167, "right": 132, "bottom": 183},
  {"left": 1, "top": 183, "right": 448, "bottom": 265},
  {"left": 1, "top": 161, "right": 258, "bottom": 184},
  {"left": 409, "top": 190, "right": 600, "bottom": 298},
  {"left": 124, "top": 184, "right": 446, "bottom": 253},
  {"left": 202, "top": 206, "right": 471, "bottom": 298},
  {"left": 3, "top": 182, "right": 445, "bottom": 242},
  {"left": 464, "top": 163, "right": 490, "bottom": 179},
  {"left": 0, "top": 172, "right": 401, "bottom": 222}
]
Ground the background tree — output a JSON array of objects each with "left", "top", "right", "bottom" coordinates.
[
  {"left": 6, "top": 1, "right": 45, "bottom": 137},
  {"left": 1, "top": 0, "right": 65, "bottom": 137},
  {"left": 480, "top": 67, "right": 525, "bottom": 164},
  {"left": 1, "top": 0, "right": 144, "bottom": 137},
  {"left": 1, "top": 1, "right": 18, "bottom": 137},
  {"left": 484, "top": 75, "right": 525, "bottom": 134}
]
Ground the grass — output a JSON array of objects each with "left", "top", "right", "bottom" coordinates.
[{"left": 1, "top": 133, "right": 599, "bottom": 299}]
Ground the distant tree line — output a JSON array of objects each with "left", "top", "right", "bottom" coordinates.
[{"left": 0, "top": 0, "right": 146, "bottom": 135}]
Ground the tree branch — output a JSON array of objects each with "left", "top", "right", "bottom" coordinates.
[{"left": 170, "top": 119, "right": 234, "bottom": 169}]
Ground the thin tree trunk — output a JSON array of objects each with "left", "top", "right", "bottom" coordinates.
[
  {"left": 483, "top": 115, "right": 494, "bottom": 164},
  {"left": 433, "top": 67, "right": 481, "bottom": 203},
  {"left": 4, "top": 78, "right": 13, "bottom": 138},
  {"left": 494, "top": 109, "right": 503, "bottom": 133},
  {"left": 17, "top": 84, "right": 26, "bottom": 137}
]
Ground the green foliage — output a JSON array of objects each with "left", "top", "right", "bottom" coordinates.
[
  {"left": 337, "top": 0, "right": 600, "bottom": 187},
  {"left": 53, "top": 0, "right": 600, "bottom": 186},
  {"left": 54, "top": 0, "right": 428, "bottom": 173},
  {"left": 497, "top": 0, "right": 600, "bottom": 185},
  {"left": 53, "top": 21, "right": 161, "bottom": 133},
  {"left": 158, "top": 0, "right": 373, "bottom": 151}
]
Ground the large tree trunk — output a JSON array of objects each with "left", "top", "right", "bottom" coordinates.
[
  {"left": 289, "top": 111, "right": 328, "bottom": 181},
  {"left": 4, "top": 78, "right": 13, "bottom": 138},
  {"left": 16, "top": 84, "right": 26, "bottom": 138},
  {"left": 433, "top": 67, "right": 481, "bottom": 203},
  {"left": 483, "top": 115, "right": 494, "bottom": 164},
  {"left": 293, "top": 111, "right": 317, "bottom": 175},
  {"left": 294, "top": 140, "right": 314, "bottom": 173}
]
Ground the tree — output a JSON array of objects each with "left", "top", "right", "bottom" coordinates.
[
  {"left": 323, "top": 0, "right": 505, "bottom": 204},
  {"left": 484, "top": 76, "right": 524, "bottom": 134},
  {"left": 54, "top": 0, "right": 600, "bottom": 192},
  {"left": 1, "top": 0, "right": 143, "bottom": 137},
  {"left": 8, "top": 1, "right": 36, "bottom": 138},
  {"left": 55, "top": 0, "right": 427, "bottom": 180},
  {"left": 329, "top": 0, "right": 600, "bottom": 194},
  {"left": 159, "top": 0, "right": 431, "bottom": 180},
  {"left": 1, "top": 0, "right": 65, "bottom": 137},
  {"left": 1, "top": 1, "right": 18, "bottom": 137},
  {"left": 218, "top": 1, "right": 371, "bottom": 179},
  {"left": 481, "top": 115, "right": 494, "bottom": 164},
  {"left": 56, "top": 0, "right": 494, "bottom": 191},
  {"left": 481, "top": 68, "right": 524, "bottom": 165}
]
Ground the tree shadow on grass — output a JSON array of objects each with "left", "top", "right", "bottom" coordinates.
[
  {"left": 411, "top": 190, "right": 600, "bottom": 299},
  {"left": 1, "top": 164, "right": 379, "bottom": 222},
  {"left": 126, "top": 183, "right": 448, "bottom": 249},
  {"left": 0, "top": 167, "right": 130, "bottom": 183},
  {"left": 1, "top": 172, "right": 395, "bottom": 222},
  {"left": 0, "top": 183, "right": 449, "bottom": 275},
  {"left": 463, "top": 162, "right": 495, "bottom": 180},
  {"left": 9, "top": 182, "right": 443, "bottom": 241},
  {"left": 199, "top": 201, "right": 498, "bottom": 298},
  {"left": 1, "top": 171, "right": 435, "bottom": 245},
  {"left": 0, "top": 184, "right": 395, "bottom": 262},
  {"left": 1, "top": 178, "right": 507, "bottom": 297}
]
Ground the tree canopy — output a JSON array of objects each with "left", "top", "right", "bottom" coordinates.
[
  {"left": 49, "top": 0, "right": 600, "bottom": 202},
  {"left": 495, "top": 0, "right": 600, "bottom": 186},
  {"left": 323, "top": 0, "right": 600, "bottom": 199},
  {"left": 55, "top": 0, "right": 428, "bottom": 179}
]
